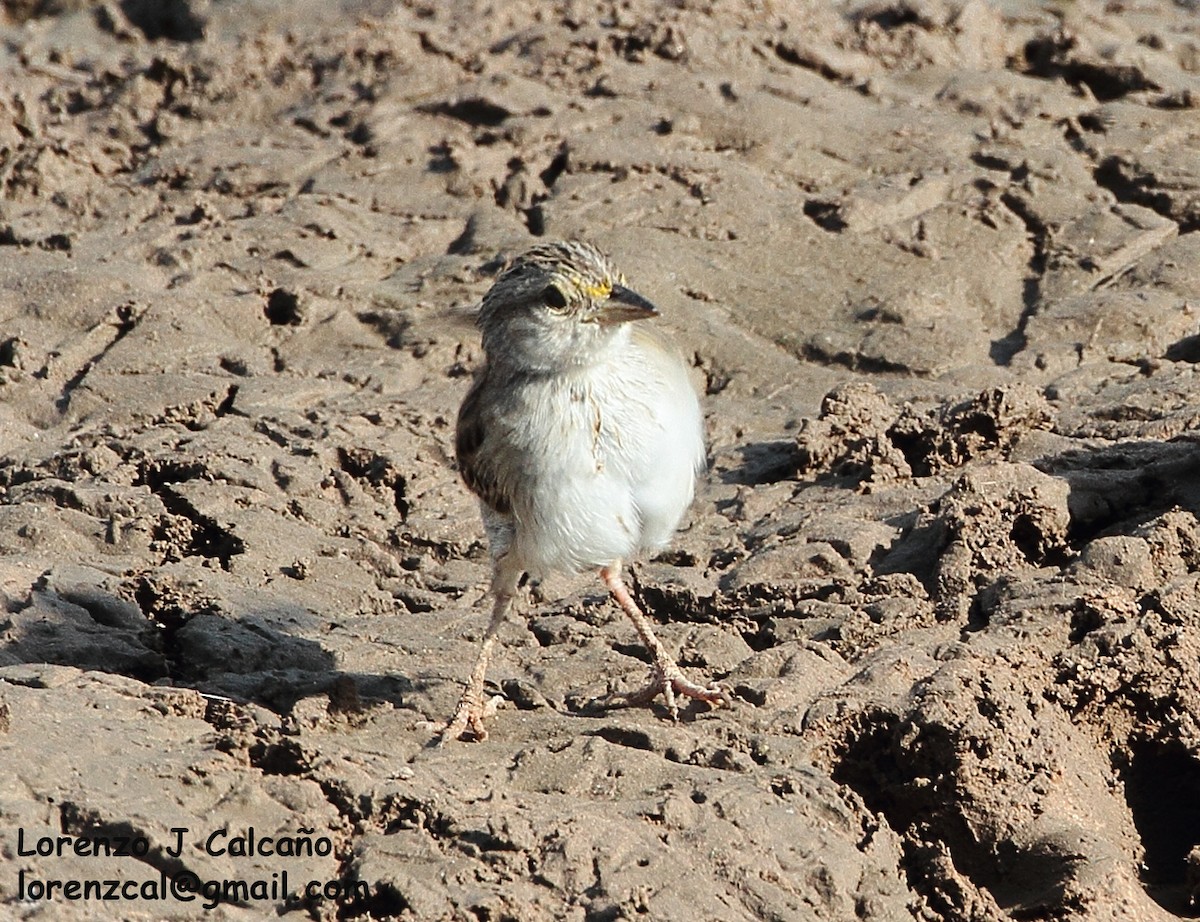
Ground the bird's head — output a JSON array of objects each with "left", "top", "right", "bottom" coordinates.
[{"left": 476, "top": 240, "right": 659, "bottom": 372}]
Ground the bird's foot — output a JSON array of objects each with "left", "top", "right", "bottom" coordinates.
[
  {"left": 421, "top": 691, "right": 503, "bottom": 744},
  {"left": 614, "top": 659, "right": 731, "bottom": 720}
]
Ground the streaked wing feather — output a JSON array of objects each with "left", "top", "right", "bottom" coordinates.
[{"left": 455, "top": 370, "right": 512, "bottom": 515}]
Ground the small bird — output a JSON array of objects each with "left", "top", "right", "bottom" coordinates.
[{"left": 437, "top": 239, "right": 730, "bottom": 742}]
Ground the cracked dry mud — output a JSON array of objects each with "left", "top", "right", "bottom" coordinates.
[{"left": 1, "top": 1, "right": 1199, "bottom": 920}]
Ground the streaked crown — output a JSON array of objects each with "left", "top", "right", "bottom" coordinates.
[{"left": 479, "top": 240, "right": 623, "bottom": 325}]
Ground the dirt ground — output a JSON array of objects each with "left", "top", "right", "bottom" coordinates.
[{"left": 1, "top": 0, "right": 1199, "bottom": 919}]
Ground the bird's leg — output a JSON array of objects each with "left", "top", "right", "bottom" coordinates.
[
  {"left": 600, "top": 563, "right": 730, "bottom": 719},
  {"left": 434, "top": 586, "right": 512, "bottom": 744}
]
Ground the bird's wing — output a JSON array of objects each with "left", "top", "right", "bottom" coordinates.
[{"left": 455, "top": 369, "right": 513, "bottom": 515}]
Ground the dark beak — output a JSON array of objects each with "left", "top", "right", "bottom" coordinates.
[{"left": 597, "top": 284, "right": 660, "bottom": 324}]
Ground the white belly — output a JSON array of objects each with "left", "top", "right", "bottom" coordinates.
[{"left": 490, "top": 336, "right": 704, "bottom": 577}]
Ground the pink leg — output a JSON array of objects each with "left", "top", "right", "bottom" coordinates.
[
  {"left": 434, "top": 586, "right": 511, "bottom": 744},
  {"left": 601, "top": 563, "right": 730, "bottom": 719}
]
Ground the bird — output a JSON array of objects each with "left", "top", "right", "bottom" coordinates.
[{"left": 435, "top": 239, "right": 730, "bottom": 742}]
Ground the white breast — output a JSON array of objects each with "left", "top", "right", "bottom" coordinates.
[{"left": 500, "top": 327, "right": 704, "bottom": 578}]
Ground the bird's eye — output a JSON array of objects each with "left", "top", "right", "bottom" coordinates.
[{"left": 542, "top": 285, "right": 568, "bottom": 311}]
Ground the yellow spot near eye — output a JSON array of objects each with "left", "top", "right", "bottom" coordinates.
[
  {"left": 563, "top": 270, "right": 613, "bottom": 301},
  {"left": 582, "top": 281, "right": 612, "bottom": 300}
]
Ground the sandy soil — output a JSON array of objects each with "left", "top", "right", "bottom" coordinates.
[{"left": 1, "top": 0, "right": 1199, "bottom": 919}]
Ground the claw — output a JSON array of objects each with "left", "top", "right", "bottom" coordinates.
[
  {"left": 425, "top": 693, "right": 503, "bottom": 744},
  {"left": 615, "top": 661, "right": 731, "bottom": 718}
]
